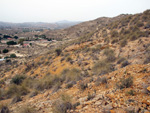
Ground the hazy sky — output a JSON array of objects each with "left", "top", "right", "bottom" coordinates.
[{"left": 0, "top": 0, "right": 150, "bottom": 23}]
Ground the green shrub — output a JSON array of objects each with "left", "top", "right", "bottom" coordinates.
[
  {"left": 11, "top": 75, "right": 26, "bottom": 85},
  {"left": 10, "top": 54, "right": 17, "bottom": 58},
  {"left": 4, "top": 56, "right": 9, "bottom": 59},
  {"left": 3, "top": 49, "right": 9, "bottom": 53},
  {"left": 116, "top": 76, "right": 133, "bottom": 89},
  {"left": 7, "top": 41, "right": 17, "bottom": 45}
]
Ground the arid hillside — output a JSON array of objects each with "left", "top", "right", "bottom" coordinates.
[{"left": 0, "top": 10, "right": 150, "bottom": 113}]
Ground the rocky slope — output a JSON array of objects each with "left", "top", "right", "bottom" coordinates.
[{"left": 0, "top": 10, "right": 150, "bottom": 113}]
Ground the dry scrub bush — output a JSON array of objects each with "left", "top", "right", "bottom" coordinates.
[
  {"left": 61, "top": 68, "right": 82, "bottom": 83},
  {"left": 18, "top": 106, "right": 36, "bottom": 113},
  {"left": 116, "top": 76, "right": 133, "bottom": 89},
  {"left": 92, "top": 60, "right": 114, "bottom": 76},
  {"left": 5, "top": 84, "right": 29, "bottom": 98},
  {"left": 52, "top": 93, "right": 72, "bottom": 113},
  {"left": 0, "top": 104, "right": 9, "bottom": 113}
]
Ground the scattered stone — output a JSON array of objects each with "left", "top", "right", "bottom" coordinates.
[
  {"left": 147, "top": 86, "right": 150, "bottom": 92},
  {"left": 95, "top": 101, "right": 103, "bottom": 106}
]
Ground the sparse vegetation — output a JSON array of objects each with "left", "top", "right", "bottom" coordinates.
[
  {"left": 103, "top": 48, "right": 114, "bottom": 56},
  {"left": 79, "top": 82, "right": 88, "bottom": 91},
  {"left": 52, "top": 93, "right": 72, "bottom": 113},
  {"left": 65, "top": 81, "right": 76, "bottom": 89},
  {"left": 0, "top": 104, "right": 10, "bottom": 113},
  {"left": 5, "top": 84, "right": 29, "bottom": 98},
  {"left": 110, "top": 30, "right": 118, "bottom": 37},
  {"left": 116, "top": 76, "right": 133, "bottom": 89},
  {"left": 19, "top": 106, "right": 36, "bottom": 113},
  {"left": 87, "top": 92, "right": 95, "bottom": 101},
  {"left": 11, "top": 95, "right": 22, "bottom": 104},
  {"left": 0, "top": 9, "right": 150, "bottom": 113},
  {"left": 95, "top": 76, "right": 107, "bottom": 86},
  {"left": 121, "top": 60, "right": 129, "bottom": 68},
  {"left": 126, "top": 90, "right": 135, "bottom": 96},
  {"left": 66, "top": 56, "right": 72, "bottom": 62},
  {"left": 106, "top": 54, "right": 116, "bottom": 62},
  {"left": 61, "top": 68, "right": 82, "bottom": 83},
  {"left": 29, "top": 90, "right": 38, "bottom": 98},
  {"left": 120, "top": 39, "right": 127, "bottom": 47},
  {"left": 143, "top": 56, "right": 150, "bottom": 64},
  {"left": 92, "top": 60, "right": 114, "bottom": 75},
  {"left": 34, "top": 75, "right": 62, "bottom": 91},
  {"left": 117, "top": 57, "right": 126, "bottom": 64},
  {"left": 95, "top": 77, "right": 101, "bottom": 86},
  {"left": 101, "top": 76, "right": 108, "bottom": 84}
]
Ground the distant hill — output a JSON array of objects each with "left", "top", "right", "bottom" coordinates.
[{"left": 0, "top": 21, "right": 81, "bottom": 29}]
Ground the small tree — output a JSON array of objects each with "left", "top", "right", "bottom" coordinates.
[
  {"left": 7, "top": 41, "right": 17, "bottom": 45},
  {"left": 3, "top": 49, "right": 9, "bottom": 53},
  {"left": 55, "top": 49, "right": 62, "bottom": 56},
  {"left": 11, "top": 75, "right": 26, "bottom": 85},
  {"left": 14, "top": 36, "right": 18, "bottom": 39},
  {"left": 10, "top": 54, "right": 17, "bottom": 58}
]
